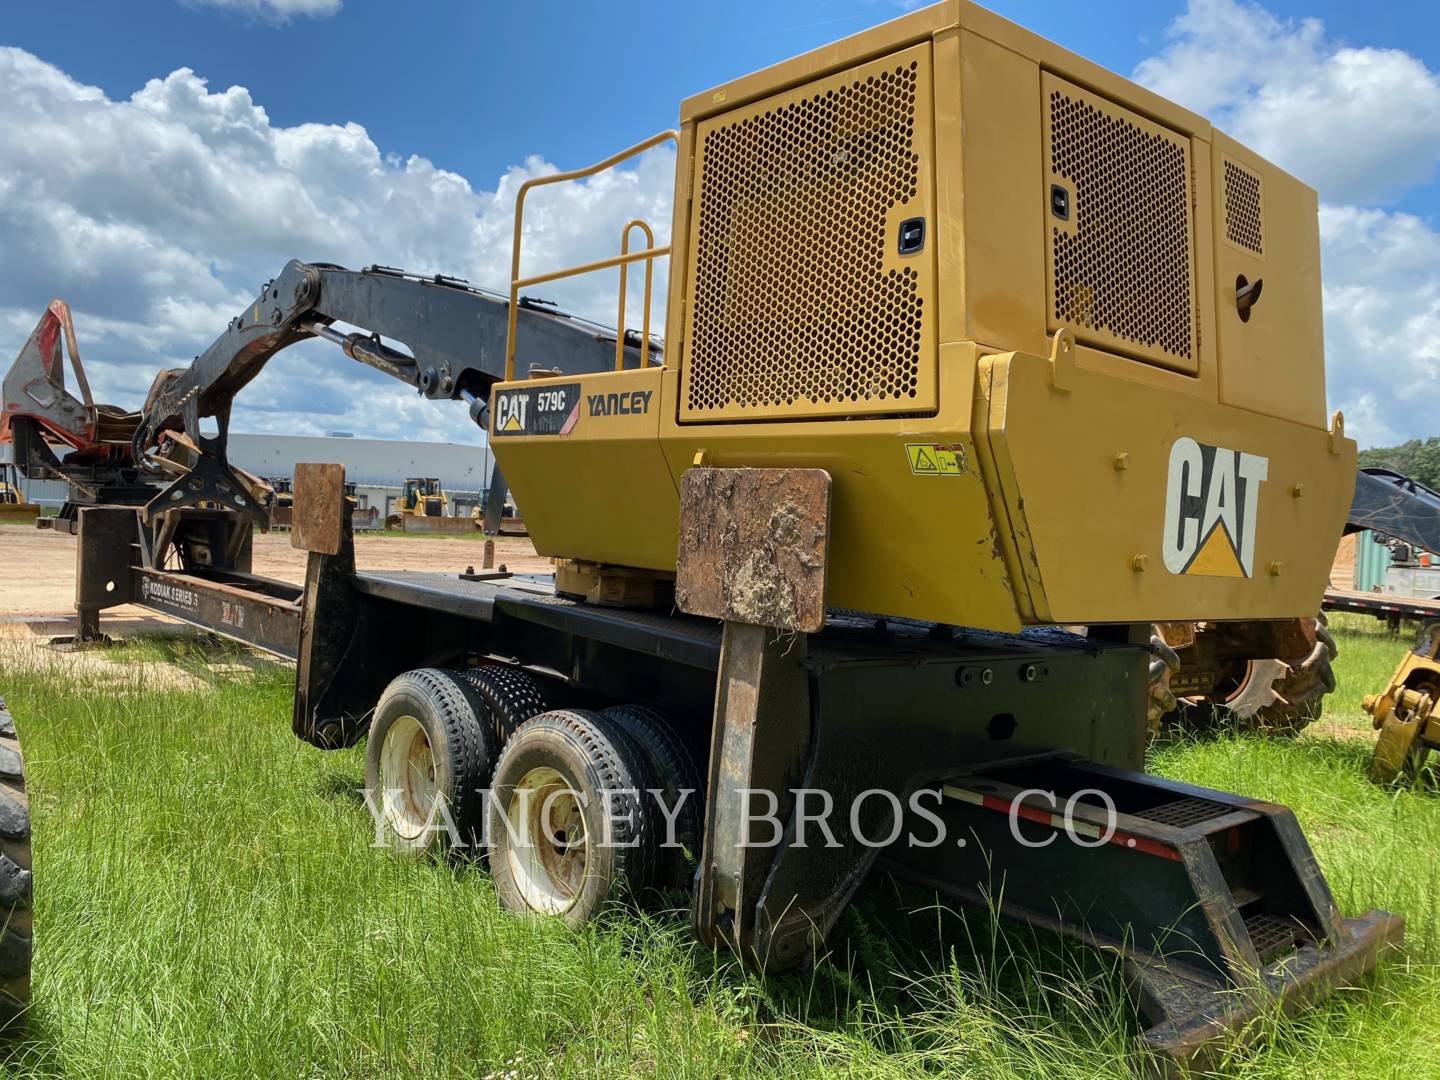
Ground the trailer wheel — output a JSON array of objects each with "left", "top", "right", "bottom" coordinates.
[
  {"left": 601, "top": 705, "right": 704, "bottom": 887},
  {"left": 488, "top": 709, "right": 656, "bottom": 928},
  {"left": 365, "top": 669, "right": 497, "bottom": 856},
  {"left": 0, "top": 702, "right": 31, "bottom": 1029},
  {"left": 460, "top": 664, "right": 548, "bottom": 742}
]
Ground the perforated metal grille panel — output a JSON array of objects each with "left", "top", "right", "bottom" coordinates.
[
  {"left": 1222, "top": 157, "right": 1265, "bottom": 256},
  {"left": 681, "top": 45, "right": 936, "bottom": 421},
  {"left": 1043, "top": 75, "right": 1198, "bottom": 373}
]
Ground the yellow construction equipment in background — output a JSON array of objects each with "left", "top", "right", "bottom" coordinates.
[
  {"left": 386, "top": 476, "right": 470, "bottom": 533},
  {"left": 268, "top": 475, "right": 378, "bottom": 531},
  {"left": 0, "top": 463, "right": 39, "bottom": 525},
  {"left": 470, "top": 497, "right": 525, "bottom": 536},
  {"left": 386, "top": 477, "right": 446, "bottom": 526},
  {"left": 1365, "top": 624, "right": 1440, "bottom": 783},
  {"left": 266, "top": 476, "right": 295, "bottom": 528}
]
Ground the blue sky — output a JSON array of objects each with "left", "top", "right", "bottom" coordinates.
[
  {"left": 7, "top": 0, "right": 1435, "bottom": 210},
  {"left": 1, "top": 0, "right": 1437, "bottom": 446}
]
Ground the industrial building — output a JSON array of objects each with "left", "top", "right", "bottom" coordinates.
[
  {"left": 1332, "top": 530, "right": 1396, "bottom": 592},
  {"left": 2, "top": 433, "right": 494, "bottom": 519}
]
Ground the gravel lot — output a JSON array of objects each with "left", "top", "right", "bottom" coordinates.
[{"left": 0, "top": 523, "right": 548, "bottom": 627}]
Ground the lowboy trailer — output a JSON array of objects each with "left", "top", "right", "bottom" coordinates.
[{"left": 280, "top": 468, "right": 1398, "bottom": 1068}]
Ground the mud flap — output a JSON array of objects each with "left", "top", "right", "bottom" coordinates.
[{"left": 293, "top": 465, "right": 369, "bottom": 748}]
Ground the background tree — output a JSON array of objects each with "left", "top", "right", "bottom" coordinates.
[{"left": 1359, "top": 438, "right": 1440, "bottom": 490}]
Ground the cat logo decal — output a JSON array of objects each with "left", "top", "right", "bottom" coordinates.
[{"left": 1162, "top": 438, "right": 1268, "bottom": 578}]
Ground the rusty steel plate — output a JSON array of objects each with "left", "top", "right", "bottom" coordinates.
[
  {"left": 676, "top": 467, "right": 831, "bottom": 633},
  {"left": 291, "top": 462, "right": 346, "bottom": 556}
]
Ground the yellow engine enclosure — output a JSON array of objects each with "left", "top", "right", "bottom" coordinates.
[{"left": 490, "top": 0, "right": 1355, "bottom": 633}]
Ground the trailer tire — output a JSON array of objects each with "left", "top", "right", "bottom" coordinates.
[
  {"left": 460, "top": 664, "right": 548, "bottom": 742},
  {"left": 488, "top": 709, "right": 656, "bottom": 928},
  {"left": 365, "top": 669, "right": 497, "bottom": 856},
  {"left": 601, "top": 704, "right": 704, "bottom": 887},
  {"left": 0, "top": 702, "right": 31, "bottom": 1030}
]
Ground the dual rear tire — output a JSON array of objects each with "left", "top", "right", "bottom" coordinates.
[
  {"left": 487, "top": 710, "right": 656, "bottom": 928},
  {"left": 364, "top": 669, "right": 700, "bottom": 927},
  {"left": 365, "top": 669, "right": 498, "bottom": 854}
]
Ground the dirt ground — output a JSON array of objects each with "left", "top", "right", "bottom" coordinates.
[{"left": 0, "top": 524, "right": 549, "bottom": 634}]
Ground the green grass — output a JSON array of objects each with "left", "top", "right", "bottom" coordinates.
[{"left": 0, "top": 617, "right": 1438, "bottom": 1078}]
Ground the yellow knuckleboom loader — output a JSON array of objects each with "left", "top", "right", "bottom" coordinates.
[
  {"left": 468, "top": 1, "right": 1399, "bottom": 1063},
  {"left": 12, "top": 1, "right": 1435, "bottom": 1065}
]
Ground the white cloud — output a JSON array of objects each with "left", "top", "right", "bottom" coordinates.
[
  {"left": 1319, "top": 206, "right": 1440, "bottom": 447},
  {"left": 180, "top": 0, "right": 342, "bottom": 23},
  {"left": 1134, "top": 0, "right": 1440, "bottom": 205},
  {"left": 0, "top": 48, "right": 674, "bottom": 445},
  {"left": 1135, "top": 0, "right": 1440, "bottom": 448},
  {"left": 7, "top": 5, "right": 1435, "bottom": 454}
]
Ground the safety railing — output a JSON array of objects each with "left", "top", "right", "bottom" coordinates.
[
  {"left": 616, "top": 220, "right": 659, "bottom": 371},
  {"left": 505, "top": 129, "right": 678, "bottom": 382}
]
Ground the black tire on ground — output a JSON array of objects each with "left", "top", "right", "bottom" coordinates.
[
  {"left": 458, "top": 664, "right": 548, "bottom": 743},
  {"left": 600, "top": 704, "right": 705, "bottom": 888},
  {"left": 487, "top": 709, "right": 657, "bottom": 929},
  {"left": 364, "top": 669, "right": 498, "bottom": 857},
  {"left": 0, "top": 701, "right": 31, "bottom": 1029}
]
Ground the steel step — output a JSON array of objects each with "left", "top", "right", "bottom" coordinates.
[{"left": 882, "top": 753, "right": 1403, "bottom": 1072}]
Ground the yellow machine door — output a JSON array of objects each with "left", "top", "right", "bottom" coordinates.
[{"left": 679, "top": 42, "right": 939, "bottom": 423}]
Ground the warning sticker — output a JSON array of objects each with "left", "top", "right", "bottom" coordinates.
[{"left": 905, "top": 443, "right": 967, "bottom": 477}]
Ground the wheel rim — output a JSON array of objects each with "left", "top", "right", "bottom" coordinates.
[
  {"left": 506, "top": 766, "right": 587, "bottom": 913},
  {"left": 1181, "top": 659, "right": 1286, "bottom": 717},
  {"left": 379, "top": 714, "right": 438, "bottom": 841}
]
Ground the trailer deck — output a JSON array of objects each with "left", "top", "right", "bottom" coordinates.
[{"left": 1323, "top": 586, "right": 1440, "bottom": 628}]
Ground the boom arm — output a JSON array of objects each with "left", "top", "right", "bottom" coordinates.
[
  {"left": 131, "top": 260, "right": 650, "bottom": 523},
  {"left": 1347, "top": 468, "right": 1440, "bottom": 558}
]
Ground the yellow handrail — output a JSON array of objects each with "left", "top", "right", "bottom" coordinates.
[
  {"left": 506, "top": 129, "right": 678, "bottom": 382},
  {"left": 616, "top": 220, "right": 657, "bottom": 371}
]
